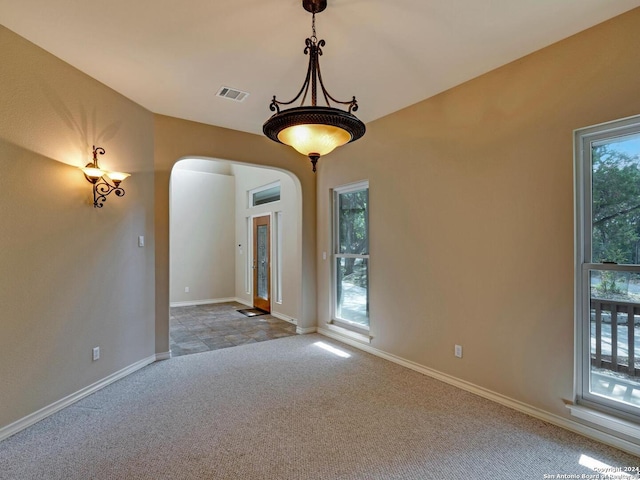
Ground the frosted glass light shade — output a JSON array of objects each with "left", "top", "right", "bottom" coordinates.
[
  {"left": 263, "top": 106, "right": 366, "bottom": 172},
  {"left": 106, "top": 171, "right": 131, "bottom": 183},
  {"left": 81, "top": 166, "right": 105, "bottom": 179},
  {"left": 278, "top": 124, "right": 351, "bottom": 156}
]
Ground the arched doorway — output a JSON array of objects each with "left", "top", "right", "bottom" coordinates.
[{"left": 168, "top": 157, "right": 303, "bottom": 356}]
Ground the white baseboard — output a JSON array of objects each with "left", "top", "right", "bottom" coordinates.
[
  {"left": 169, "top": 297, "right": 238, "bottom": 307},
  {"left": 234, "top": 297, "right": 252, "bottom": 307},
  {"left": 155, "top": 351, "right": 171, "bottom": 361},
  {"left": 0, "top": 354, "right": 156, "bottom": 442},
  {"left": 317, "top": 328, "right": 640, "bottom": 457},
  {"left": 296, "top": 326, "right": 317, "bottom": 335},
  {"left": 271, "top": 311, "right": 297, "bottom": 325}
]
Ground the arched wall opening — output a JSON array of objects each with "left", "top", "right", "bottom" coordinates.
[
  {"left": 168, "top": 157, "right": 303, "bottom": 339},
  {"left": 153, "top": 114, "right": 318, "bottom": 358}
]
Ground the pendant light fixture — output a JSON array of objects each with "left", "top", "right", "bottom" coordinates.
[{"left": 263, "top": 0, "right": 365, "bottom": 172}]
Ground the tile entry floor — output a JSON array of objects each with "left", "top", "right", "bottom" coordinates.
[{"left": 169, "top": 302, "right": 297, "bottom": 357}]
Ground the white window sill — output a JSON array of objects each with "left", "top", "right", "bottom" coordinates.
[
  {"left": 567, "top": 404, "right": 640, "bottom": 440},
  {"left": 325, "top": 323, "right": 372, "bottom": 344}
]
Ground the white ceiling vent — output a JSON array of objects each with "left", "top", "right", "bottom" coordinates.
[{"left": 217, "top": 86, "right": 249, "bottom": 102}]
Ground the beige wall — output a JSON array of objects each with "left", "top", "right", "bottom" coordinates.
[
  {"left": 317, "top": 8, "right": 640, "bottom": 422},
  {"left": 232, "top": 164, "right": 300, "bottom": 320},
  {"left": 154, "top": 115, "right": 317, "bottom": 354},
  {"left": 0, "top": 26, "right": 155, "bottom": 428},
  {"left": 170, "top": 166, "right": 236, "bottom": 304}
]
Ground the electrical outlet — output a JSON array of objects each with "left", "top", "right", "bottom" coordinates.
[
  {"left": 92, "top": 347, "right": 100, "bottom": 361},
  {"left": 185, "top": 286, "right": 190, "bottom": 293},
  {"left": 454, "top": 344, "right": 463, "bottom": 358}
]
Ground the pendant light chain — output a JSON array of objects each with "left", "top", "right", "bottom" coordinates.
[{"left": 310, "top": 12, "right": 318, "bottom": 106}]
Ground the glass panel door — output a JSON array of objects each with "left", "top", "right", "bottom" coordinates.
[
  {"left": 257, "top": 224, "right": 268, "bottom": 300},
  {"left": 252, "top": 215, "right": 270, "bottom": 312}
]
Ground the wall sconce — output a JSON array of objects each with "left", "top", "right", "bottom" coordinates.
[{"left": 80, "top": 146, "right": 130, "bottom": 208}]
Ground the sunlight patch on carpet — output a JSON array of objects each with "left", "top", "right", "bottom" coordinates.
[
  {"left": 314, "top": 341, "right": 351, "bottom": 358},
  {"left": 579, "top": 454, "right": 637, "bottom": 478}
]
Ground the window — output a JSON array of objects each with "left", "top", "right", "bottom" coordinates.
[
  {"left": 244, "top": 217, "right": 251, "bottom": 294},
  {"left": 575, "top": 115, "right": 640, "bottom": 422},
  {"left": 250, "top": 181, "right": 280, "bottom": 207},
  {"left": 333, "top": 181, "right": 369, "bottom": 331},
  {"left": 275, "top": 211, "right": 283, "bottom": 304}
]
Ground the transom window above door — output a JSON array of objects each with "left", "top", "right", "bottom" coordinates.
[{"left": 249, "top": 181, "right": 281, "bottom": 207}]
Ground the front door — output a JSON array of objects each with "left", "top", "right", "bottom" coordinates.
[{"left": 253, "top": 215, "right": 271, "bottom": 312}]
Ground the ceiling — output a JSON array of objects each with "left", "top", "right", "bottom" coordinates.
[{"left": 1, "top": 0, "right": 639, "bottom": 136}]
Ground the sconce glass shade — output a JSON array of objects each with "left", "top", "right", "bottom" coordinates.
[
  {"left": 81, "top": 166, "right": 106, "bottom": 180},
  {"left": 106, "top": 171, "right": 131, "bottom": 183},
  {"left": 277, "top": 123, "right": 351, "bottom": 157}
]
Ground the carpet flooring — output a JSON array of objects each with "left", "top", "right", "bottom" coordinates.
[{"left": 0, "top": 334, "right": 638, "bottom": 479}]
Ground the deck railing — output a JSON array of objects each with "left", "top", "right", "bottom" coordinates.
[{"left": 591, "top": 298, "right": 640, "bottom": 376}]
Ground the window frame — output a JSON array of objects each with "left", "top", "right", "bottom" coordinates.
[
  {"left": 249, "top": 181, "right": 281, "bottom": 208},
  {"left": 574, "top": 114, "right": 640, "bottom": 422},
  {"left": 331, "top": 180, "right": 370, "bottom": 333}
]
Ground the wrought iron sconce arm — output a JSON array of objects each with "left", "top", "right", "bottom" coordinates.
[{"left": 92, "top": 177, "right": 125, "bottom": 208}]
